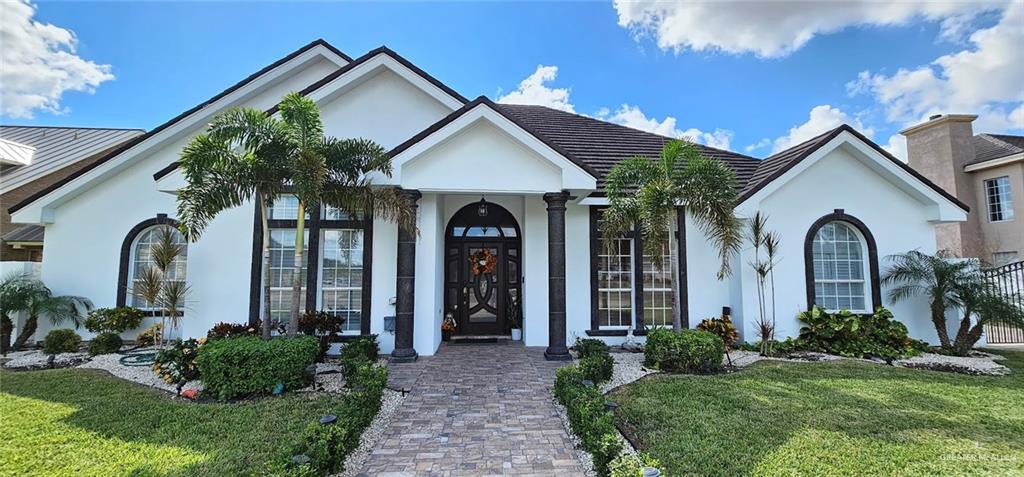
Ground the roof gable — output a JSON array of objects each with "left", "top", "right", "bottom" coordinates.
[
  {"left": 8, "top": 39, "right": 350, "bottom": 219},
  {"left": 737, "top": 124, "right": 969, "bottom": 219}
]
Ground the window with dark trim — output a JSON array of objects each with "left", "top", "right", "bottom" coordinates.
[
  {"left": 117, "top": 214, "right": 186, "bottom": 316},
  {"left": 588, "top": 206, "right": 687, "bottom": 335},
  {"left": 803, "top": 210, "right": 881, "bottom": 313},
  {"left": 250, "top": 195, "right": 373, "bottom": 336}
]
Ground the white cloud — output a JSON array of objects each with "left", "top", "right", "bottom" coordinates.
[
  {"left": 499, "top": 67, "right": 735, "bottom": 150},
  {"left": 597, "top": 104, "right": 734, "bottom": 150},
  {"left": 771, "top": 105, "right": 874, "bottom": 154},
  {"left": 848, "top": 2, "right": 1024, "bottom": 133},
  {"left": 745, "top": 138, "right": 771, "bottom": 153},
  {"left": 0, "top": 0, "right": 114, "bottom": 118},
  {"left": 496, "top": 65, "right": 574, "bottom": 113},
  {"left": 614, "top": 0, "right": 1006, "bottom": 58},
  {"left": 882, "top": 134, "right": 909, "bottom": 162}
]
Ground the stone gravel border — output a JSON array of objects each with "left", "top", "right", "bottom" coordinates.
[
  {"left": 3, "top": 350, "right": 89, "bottom": 370},
  {"left": 78, "top": 351, "right": 203, "bottom": 394},
  {"left": 729, "top": 349, "right": 1010, "bottom": 375}
]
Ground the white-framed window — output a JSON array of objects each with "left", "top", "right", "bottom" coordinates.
[
  {"left": 992, "top": 251, "right": 1019, "bottom": 267},
  {"left": 642, "top": 241, "right": 674, "bottom": 327},
  {"left": 318, "top": 228, "right": 364, "bottom": 334},
  {"left": 597, "top": 237, "right": 633, "bottom": 328},
  {"left": 985, "top": 176, "right": 1014, "bottom": 222},
  {"left": 268, "top": 229, "right": 308, "bottom": 324},
  {"left": 811, "top": 222, "right": 869, "bottom": 312},
  {"left": 129, "top": 225, "right": 187, "bottom": 309}
]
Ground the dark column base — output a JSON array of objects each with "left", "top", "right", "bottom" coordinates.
[
  {"left": 390, "top": 348, "right": 418, "bottom": 363},
  {"left": 544, "top": 347, "right": 572, "bottom": 361}
]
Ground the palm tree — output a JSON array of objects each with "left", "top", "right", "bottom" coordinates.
[
  {"left": 178, "top": 92, "right": 416, "bottom": 337},
  {"left": 1, "top": 273, "right": 35, "bottom": 354},
  {"left": 883, "top": 250, "right": 1024, "bottom": 355},
  {"left": 601, "top": 139, "right": 743, "bottom": 332},
  {"left": 1, "top": 274, "right": 92, "bottom": 351}
]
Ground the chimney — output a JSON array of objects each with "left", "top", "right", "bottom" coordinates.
[{"left": 900, "top": 114, "right": 980, "bottom": 257}]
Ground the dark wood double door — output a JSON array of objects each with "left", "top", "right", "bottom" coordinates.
[{"left": 443, "top": 201, "right": 522, "bottom": 336}]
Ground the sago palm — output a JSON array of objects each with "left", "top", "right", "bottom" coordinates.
[
  {"left": 601, "top": 139, "right": 743, "bottom": 332},
  {"left": 178, "top": 92, "right": 415, "bottom": 337}
]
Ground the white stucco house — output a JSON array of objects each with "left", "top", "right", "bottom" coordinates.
[{"left": 8, "top": 40, "right": 970, "bottom": 360}]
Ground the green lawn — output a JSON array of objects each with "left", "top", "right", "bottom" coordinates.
[
  {"left": 610, "top": 351, "right": 1024, "bottom": 476},
  {"left": 0, "top": 368, "right": 347, "bottom": 476}
]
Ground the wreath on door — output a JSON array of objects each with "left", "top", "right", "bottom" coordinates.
[{"left": 469, "top": 249, "right": 497, "bottom": 276}]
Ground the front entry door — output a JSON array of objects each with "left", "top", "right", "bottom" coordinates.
[
  {"left": 458, "top": 242, "right": 505, "bottom": 335},
  {"left": 443, "top": 200, "right": 522, "bottom": 337}
]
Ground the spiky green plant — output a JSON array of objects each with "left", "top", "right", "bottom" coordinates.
[
  {"left": 602, "top": 139, "right": 742, "bottom": 332},
  {"left": 0, "top": 273, "right": 92, "bottom": 351},
  {"left": 177, "top": 92, "right": 415, "bottom": 338},
  {"left": 130, "top": 227, "right": 189, "bottom": 348}
]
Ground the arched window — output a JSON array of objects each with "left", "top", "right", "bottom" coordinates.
[
  {"left": 804, "top": 211, "right": 881, "bottom": 313},
  {"left": 117, "top": 215, "right": 187, "bottom": 310}
]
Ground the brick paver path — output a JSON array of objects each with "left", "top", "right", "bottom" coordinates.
[{"left": 357, "top": 343, "right": 586, "bottom": 476}]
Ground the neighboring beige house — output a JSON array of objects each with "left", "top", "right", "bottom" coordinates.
[
  {"left": 902, "top": 115, "right": 1023, "bottom": 265},
  {"left": 1, "top": 126, "right": 144, "bottom": 262}
]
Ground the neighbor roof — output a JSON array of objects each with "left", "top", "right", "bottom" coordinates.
[
  {"left": 969, "top": 133, "right": 1024, "bottom": 165},
  {"left": 7, "top": 39, "right": 350, "bottom": 215},
  {"left": 738, "top": 124, "right": 969, "bottom": 211},
  {"left": 0, "top": 126, "right": 143, "bottom": 195},
  {"left": 2, "top": 224, "right": 44, "bottom": 244}
]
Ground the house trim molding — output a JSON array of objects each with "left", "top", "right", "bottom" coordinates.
[
  {"left": 803, "top": 209, "right": 882, "bottom": 312},
  {"left": 116, "top": 214, "right": 180, "bottom": 313}
]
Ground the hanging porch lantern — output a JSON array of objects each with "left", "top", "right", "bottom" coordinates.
[{"left": 477, "top": 196, "right": 488, "bottom": 217}]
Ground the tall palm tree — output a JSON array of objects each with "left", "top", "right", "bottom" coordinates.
[
  {"left": 883, "top": 250, "right": 1024, "bottom": 355},
  {"left": 178, "top": 92, "right": 416, "bottom": 337},
  {"left": 601, "top": 139, "right": 743, "bottom": 332},
  {"left": 1, "top": 274, "right": 92, "bottom": 351}
]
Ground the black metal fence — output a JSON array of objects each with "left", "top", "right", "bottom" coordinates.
[{"left": 983, "top": 260, "right": 1024, "bottom": 344}]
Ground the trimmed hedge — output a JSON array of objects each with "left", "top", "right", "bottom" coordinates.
[
  {"left": 195, "top": 336, "right": 318, "bottom": 401},
  {"left": 580, "top": 353, "right": 614, "bottom": 385},
  {"left": 339, "top": 335, "right": 379, "bottom": 381},
  {"left": 575, "top": 338, "right": 610, "bottom": 359},
  {"left": 88, "top": 332, "right": 123, "bottom": 356},
  {"left": 43, "top": 329, "right": 81, "bottom": 355},
  {"left": 554, "top": 365, "right": 623, "bottom": 476},
  {"left": 644, "top": 328, "right": 724, "bottom": 374},
  {"left": 289, "top": 358, "right": 388, "bottom": 475}
]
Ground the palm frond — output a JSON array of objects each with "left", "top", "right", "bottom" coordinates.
[
  {"left": 132, "top": 266, "right": 163, "bottom": 309},
  {"left": 39, "top": 295, "right": 92, "bottom": 328},
  {"left": 279, "top": 92, "right": 324, "bottom": 151},
  {"left": 321, "top": 184, "right": 418, "bottom": 236},
  {"left": 321, "top": 137, "right": 392, "bottom": 181},
  {"left": 677, "top": 154, "right": 742, "bottom": 278}
]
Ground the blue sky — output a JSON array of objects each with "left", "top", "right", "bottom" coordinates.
[{"left": 3, "top": 1, "right": 1021, "bottom": 159}]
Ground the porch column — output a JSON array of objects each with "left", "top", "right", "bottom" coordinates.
[
  {"left": 391, "top": 189, "right": 421, "bottom": 363},
  {"left": 543, "top": 191, "right": 571, "bottom": 361}
]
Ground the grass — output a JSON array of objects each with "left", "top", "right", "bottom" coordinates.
[
  {"left": 0, "top": 368, "right": 347, "bottom": 476},
  {"left": 610, "top": 350, "right": 1024, "bottom": 476}
]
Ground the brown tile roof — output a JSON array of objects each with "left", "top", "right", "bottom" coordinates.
[{"left": 970, "top": 133, "right": 1024, "bottom": 165}]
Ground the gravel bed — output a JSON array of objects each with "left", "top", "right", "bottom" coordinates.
[
  {"left": 894, "top": 352, "right": 1011, "bottom": 376},
  {"left": 300, "top": 363, "right": 345, "bottom": 393},
  {"left": 3, "top": 350, "right": 89, "bottom": 370},
  {"left": 333, "top": 389, "right": 405, "bottom": 477},
  {"left": 601, "top": 352, "right": 656, "bottom": 393},
  {"left": 78, "top": 351, "right": 203, "bottom": 394}
]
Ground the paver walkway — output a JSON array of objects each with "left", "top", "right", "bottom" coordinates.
[{"left": 356, "top": 343, "right": 586, "bottom": 476}]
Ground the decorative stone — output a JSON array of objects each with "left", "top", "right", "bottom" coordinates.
[
  {"left": 181, "top": 389, "right": 198, "bottom": 400},
  {"left": 604, "top": 400, "right": 619, "bottom": 412},
  {"left": 292, "top": 454, "right": 311, "bottom": 465},
  {"left": 319, "top": 414, "right": 337, "bottom": 425},
  {"left": 642, "top": 467, "right": 661, "bottom": 477},
  {"left": 581, "top": 379, "right": 594, "bottom": 388}
]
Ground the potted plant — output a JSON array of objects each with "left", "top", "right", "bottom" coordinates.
[
  {"left": 508, "top": 294, "right": 522, "bottom": 341},
  {"left": 441, "top": 313, "right": 456, "bottom": 342}
]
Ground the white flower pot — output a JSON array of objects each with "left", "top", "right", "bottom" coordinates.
[{"left": 511, "top": 328, "right": 522, "bottom": 341}]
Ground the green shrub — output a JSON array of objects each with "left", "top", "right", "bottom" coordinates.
[
  {"left": 554, "top": 364, "right": 623, "bottom": 476},
  {"left": 796, "top": 306, "right": 922, "bottom": 360},
  {"left": 696, "top": 314, "right": 738, "bottom": 348},
  {"left": 154, "top": 338, "right": 202, "bottom": 384},
  {"left": 43, "top": 329, "right": 81, "bottom": 354},
  {"left": 644, "top": 328, "right": 724, "bottom": 374},
  {"left": 291, "top": 360, "right": 389, "bottom": 474},
  {"left": 195, "top": 336, "right": 318, "bottom": 401},
  {"left": 580, "top": 353, "right": 615, "bottom": 385},
  {"left": 574, "top": 338, "right": 610, "bottom": 359},
  {"left": 84, "top": 307, "right": 144, "bottom": 334},
  {"left": 207, "top": 322, "right": 258, "bottom": 341},
  {"left": 88, "top": 332, "right": 123, "bottom": 356},
  {"left": 341, "top": 335, "right": 379, "bottom": 362},
  {"left": 609, "top": 452, "right": 662, "bottom": 477}
]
